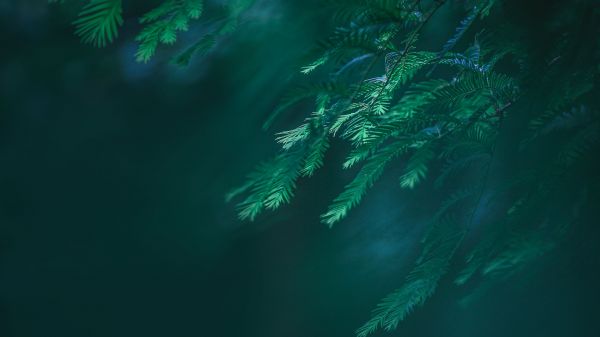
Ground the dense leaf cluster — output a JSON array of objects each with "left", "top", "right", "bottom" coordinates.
[
  {"left": 226, "top": 0, "right": 600, "bottom": 335},
  {"left": 54, "top": 0, "right": 600, "bottom": 335},
  {"left": 53, "top": 0, "right": 255, "bottom": 64}
]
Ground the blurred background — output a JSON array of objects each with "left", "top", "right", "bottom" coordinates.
[{"left": 1, "top": 1, "right": 598, "bottom": 336}]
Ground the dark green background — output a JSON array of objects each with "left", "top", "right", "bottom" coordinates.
[{"left": 1, "top": 1, "right": 598, "bottom": 336}]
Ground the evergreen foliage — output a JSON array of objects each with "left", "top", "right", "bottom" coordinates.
[
  {"left": 53, "top": 0, "right": 255, "bottom": 64},
  {"left": 225, "top": 0, "right": 600, "bottom": 335},
  {"left": 73, "top": 0, "right": 123, "bottom": 47},
  {"left": 134, "top": 0, "right": 205, "bottom": 62},
  {"left": 356, "top": 216, "right": 465, "bottom": 337},
  {"left": 54, "top": 0, "right": 600, "bottom": 335}
]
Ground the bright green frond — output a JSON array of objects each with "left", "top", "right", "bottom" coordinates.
[
  {"left": 433, "top": 71, "right": 517, "bottom": 108},
  {"left": 135, "top": 0, "right": 205, "bottom": 63},
  {"left": 301, "top": 134, "right": 330, "bottom": 177},
  {"left": 388, "top": 79, "right": 448, "bottom": 118},
  {"left": 385, "top": 51, "right": 436, "bottom": 89},
  {"left": 233, "top": 151, "right": 304, "bottom": 221},
  {"left": 321, "top": 141, "right": 409, "bottom": 226},
  {"left": 276, "top": 123, "right": 311, "bottom": 150}
]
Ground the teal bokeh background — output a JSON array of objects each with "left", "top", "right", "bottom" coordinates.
[{"left": 1, "top": 1, "right": 599, "bottom": 336}]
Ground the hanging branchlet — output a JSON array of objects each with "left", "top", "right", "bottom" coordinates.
[
  {"left": 227, "top": 0, "right": 599, "bottom": 334},
  {"left": 52, "top": 0, "right": 600, "bottom": 335},
  {"left": 57, "top": 0, "right": 255, "bottom": 64}
]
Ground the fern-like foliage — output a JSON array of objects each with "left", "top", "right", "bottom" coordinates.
[
  {"left": 227, "top": 0, "right": 599, "bottom": 335},
  {"left": 399, "top": 141, "right": 435, "bottom": 189},
  {"left": 55, "top": 0, "right": 600, "bottom": 335},
  {"left": 301, "top": 133, "right": 330, "bottom": 177},
  {"left": 56, "top": 0, "right": 256, "bottom": 64},
  {"left": 321, "top": 140, "right": 409, "bottom": 226},
  {"left": 73, "top": 0, "right": 123, "bottom": 47},
  {"left": 229, "top": 150, "right": 305, "bottom": 221},
  {"left": 135, "top": 0, "right": 204, "bottom": 63},
  {"left": 356, "top": 217, "right": 465, "bottom": 337}
]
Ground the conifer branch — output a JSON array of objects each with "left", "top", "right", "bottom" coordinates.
[{"left": 361, "top": 0, "right": 447, "bottom": 118}]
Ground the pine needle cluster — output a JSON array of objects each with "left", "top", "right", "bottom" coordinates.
[
  {"left": 53, "top": 0, "right": 600, "bottom": 335},
  {"left": 52, "top": 0, "right": 255, "bottom": 64},
  {"left": 225, "top": 0, "right": 600, "bottom": 335}
]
